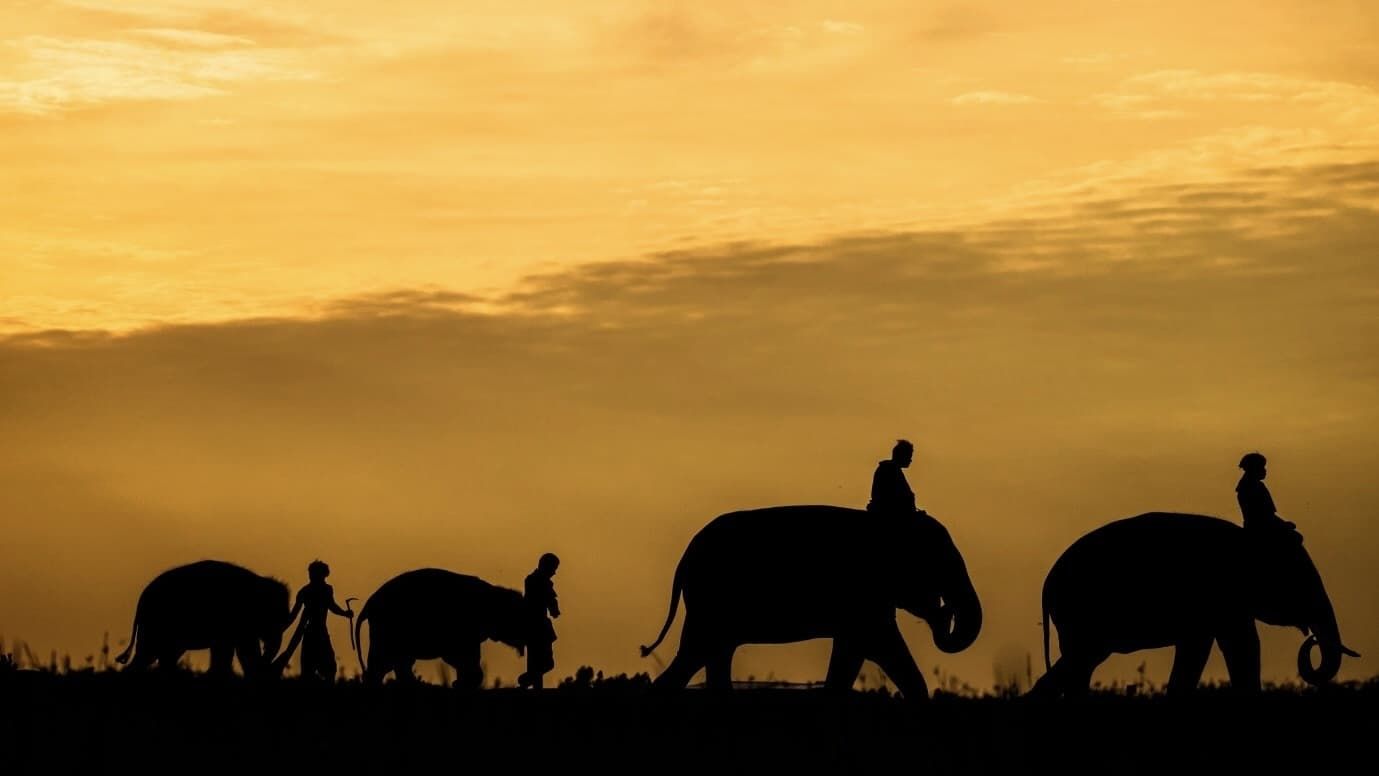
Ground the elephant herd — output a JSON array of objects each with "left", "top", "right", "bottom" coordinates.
[{"left": 113, "top": 504, "right": 1359, "bottom": 699}]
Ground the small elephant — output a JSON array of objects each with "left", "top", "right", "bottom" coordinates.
[
  {"left": 639, "top": 505, "right": 982, "bottom": 699},
  {"left": 115, "top": 560, "right": 292, "bottom": 677},
  {"left": 353, "top": 568, "right": 531, "bottom": 688},
  {"left": 1031, "top": 512, "right": 1360, "bottom": 697}
]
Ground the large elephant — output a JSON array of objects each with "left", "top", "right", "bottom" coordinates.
[
  {"left": 353, "top": 568, "right": 531, "bottom": 688},
  {"left": 115, "top": 560, "right": 292, "bottom": 677},
  {"left": 639, "top": 505, "right": 982, "bottom": 699},
  {"left": 1031, "top": 512, "right": 1360, "bottom": 697}
]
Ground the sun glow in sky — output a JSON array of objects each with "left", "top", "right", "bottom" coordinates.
[{"left": 2, "top": 1, "right": 1377, "bottom": 688}]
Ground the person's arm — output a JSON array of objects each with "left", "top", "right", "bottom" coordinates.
[
  {"left": 325, "top": 585, "right": 351, "bottom": 617},
  {"left": 548, "top": 588, "right": 560, "bottom": 619},
  {"left": 284, "top": 590, "right": 304, "bottom": 628}
]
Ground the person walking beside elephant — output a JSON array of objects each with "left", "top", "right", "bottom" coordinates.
[
  {"left": 274, "top": 560, "right": 353, "bottom": 681},
  {"left": 517, "top": 553, "right": 560, "bottom": 689}
]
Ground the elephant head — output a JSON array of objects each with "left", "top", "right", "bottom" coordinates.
[
  {"left": 253, "top": 577, "right": 293, "bottom": 675},
  {"left": 891, "top": 514, "right": 983, "bottom": 654},
  {"left": 484, "top": 588, "right": 534, "bottom": 654},
  {"left": 1248, "top": 530, "right": 1359, "bottom": 685}
]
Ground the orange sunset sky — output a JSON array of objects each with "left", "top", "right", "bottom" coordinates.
[{"left": 2, "top": 0, "right": 1377, "bottom": 688}]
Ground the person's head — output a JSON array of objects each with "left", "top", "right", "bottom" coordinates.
[
  {"left": 1239, "top": 452, "right": 1268, "bottom": 479},
  {"left": 308, "top": 560, "right": 330, "bottom": 582},
  {"left": 892, "top": 439, "right": 915, "bottom": 468},
  {"left": 538, "top": 552, "right": 560, "bottom": 576}
]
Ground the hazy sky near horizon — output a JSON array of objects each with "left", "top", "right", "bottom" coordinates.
[{"left": 2, "top": 0, "right": 1377, "bottom": 688}]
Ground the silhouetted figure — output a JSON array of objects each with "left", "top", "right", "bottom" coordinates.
[
  {"left": 273, "top": 560, "right": 352, "bottom": 681},
  {"left": 354, "top": 569, "right": 531, "bottom": 688},
  {"left": 867, "top": 439, "right": 924, "bottom": 515},
  {"left": 639, "top": 506, "right": 981, "bottom": 700},
  {"left": 1028, "top": 512, "right": 1359, "bottom": 700},
  {"left": 1236, "top": 452, "right": 1296, "bottom": 532},
  {"left": 114, "top": 560, "right": 292, "bottom": 676},
  {"left": 518, "top": 553, "right": 561, "bottom": 689}
]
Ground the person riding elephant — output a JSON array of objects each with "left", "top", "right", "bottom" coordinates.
[
  {"left": 115, "top": 560, "right": 293, "bottom": 677},
  {"left": 1236, "top": 452, "right": 1296, "bottom": 533},
  {"left": 353, "top": 568, "right": 534, "bottom": 688},
  {"left": 867, "top": 439, "right": 918, "bottom": 515}
]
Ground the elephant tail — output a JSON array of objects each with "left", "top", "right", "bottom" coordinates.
[
  {"left": 114, "top": 596, "right": 142, "bottom": 665},
  {"left": 1041, "top": 582, "right": 1053, "bottom": 672},
  {"left": 639, "top": 553, "right": 686, "bottom": 658},
  {"left": 353, "top": 603, "right": 369, "bottom": 675}
]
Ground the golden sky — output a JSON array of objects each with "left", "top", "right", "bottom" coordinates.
[{"left": 2, "top": 1, "right": 1377, "bottom": 688}]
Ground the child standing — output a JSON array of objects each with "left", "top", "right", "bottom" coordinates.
[{"left": 517, "top": 553, "right": 560, "bottom": 689}]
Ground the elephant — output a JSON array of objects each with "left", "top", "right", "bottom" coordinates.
[
  {"left": 1030, "top": 512, "right": 1360, "bottom": 697},
  {"left": 353, "top": 568, "right": 531, "bottom": 688},
  {"left": 638, "top": 505, "right": 983, "bottom": 699},
  {"left": 115, "top": 560, "right": 292, "bottom": 677}
]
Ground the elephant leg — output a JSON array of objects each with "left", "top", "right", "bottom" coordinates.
[
  {"left": 392, "top": 659, "right": 418, "bottom": 684},
  {"left": 864, "top": 623, "right": 928, "bottom": 700},
  {"left": 653, "top": 650, "right": 705, "bottom": 690},
  {"left": 1029, "top": 641, "right": 1110, "bottom": 700},
  {"left": 209, "top": 643, "right": 235, "bottom": 676},
  {"left": 236, "top": 638, "right": 264, "bottom": 678},
  {"left": 1166, "top": 637, "right": 1213, "bottom": 695},
  {"left": 445, "top": 642, "right": 483, "bottom": 691},
  {"left": 824, "top": 638, "right": 865, "bottom": 693},
  {"left": 1027, "top": 662, "right": 1063, "bottom": 699},
  {"left": 703, "top": 646, "right": 735, "bottom": 691},
  {"left": 157, "top": 648, "right": 185, "bottom": 673},
  {"left": 1217, "top": 620, "right": 1261, "bottom": 694},
  {"left": 365, "top": 641, "right": 388, "bottom": 685},
  {"left": 1058, "top": 652, "right": 1105, "bottom": 698},
  {"left": 125, "top": 646, "right": 155, "bottom": 672}
]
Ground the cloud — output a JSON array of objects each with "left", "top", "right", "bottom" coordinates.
[
  {"left": 0, "top": 34, "right": 312, "bottom": 115},
  {"left": 129, "top": 27, "right": 257, "bottom": 48},
  {"left": 1094, "top": 69, "right": 1379, "bottom": 124},
  {"left": 951, "top": 90, "right": 1040, "bottom": 106},
  {"left": 820, "top": 20, "right": 865, "bottom": 36}
]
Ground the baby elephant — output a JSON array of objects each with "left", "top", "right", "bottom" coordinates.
[
  {"left": 353, "top": 568, "right": 533, "bottom": 688},
  {"left": 115, "top": 560, "right": 293, "bottom": 677}
]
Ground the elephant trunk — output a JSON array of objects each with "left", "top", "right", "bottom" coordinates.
[
  {"left": 1297, "top": 612, "right": 1359, "bottom": 686},
  {"left": 929, "top": 575, "right": 982, "bottom": 654}
]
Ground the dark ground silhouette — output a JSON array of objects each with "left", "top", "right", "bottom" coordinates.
[{"left": 2, "top": 669, "right": 1373, "bottom": 774}]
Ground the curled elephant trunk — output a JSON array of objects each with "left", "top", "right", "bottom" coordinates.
[
  {"left": 929, "top": 581, "right": 982, "bottom": 654},
  {"left": 1297, "top": 617, "right": 1360, "bottom": 686}
]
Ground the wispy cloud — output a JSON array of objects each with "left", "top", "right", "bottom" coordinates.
[
  {"left": 0, "top": 34, "right": 311, "bottom": 115},
  {"left": 951, "top": 90, "right": 1039, "bottom": 105},
  {"left": 1095, "top": 69, "right": 1379, "bottom": 123},
  {"left": 129, "top": 27, "right": 257, "bottom": 48}
]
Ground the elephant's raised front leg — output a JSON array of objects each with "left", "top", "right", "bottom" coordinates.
[
  {"left": 1217, "top": 619, "right": 1261, "bottom": 694},
  {"left": 864, "top": 622, "right": 929, "bottom": 700},
  {"left": 1167, "top": 636, "right": 1213, "bottom": 695}
]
